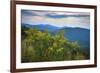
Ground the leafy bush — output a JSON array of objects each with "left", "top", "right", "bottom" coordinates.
[{"left": 21, "top": 28, "right": 86, "bottom": 63}]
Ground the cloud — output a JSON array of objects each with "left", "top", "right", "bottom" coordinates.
[
  {"left": 22, "top": 10, "right": 90, "bottom": 18},
  {"left": 21, "top": 10, "right": 38, "bottom": 16},
  {"left": 46, "top": 14, "right": 90, "bottom": 19},
  {"left": 46, "top": 14, "right": 68, "bottom": 18},
  {"left": 21, "top": 10, "right": 90, "bottom": 29}
]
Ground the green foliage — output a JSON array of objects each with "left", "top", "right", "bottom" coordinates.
[{"left": 21, "top": 28, "right": 87, "bottom": 63}]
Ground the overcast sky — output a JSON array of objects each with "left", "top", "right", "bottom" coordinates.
[{"left": 21, "top": 10, "right": 90, "bottom": 29}]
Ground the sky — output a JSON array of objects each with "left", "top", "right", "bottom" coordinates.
[{"left": 21, "top": 10, "right": 90, "bottom": 29}]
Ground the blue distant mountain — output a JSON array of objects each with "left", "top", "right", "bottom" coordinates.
[
  {"left": 22, "top": 23, "right": 90, "bottom": 54},
  {"left": 61, "top": 27, "right": 90, "bottom": 53},
  {"left": 22, "top": 23, "right": 60, "bottom": 31}
]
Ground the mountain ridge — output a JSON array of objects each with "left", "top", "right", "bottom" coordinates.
[{"left": 22, "top": 23, "right": 89, "bottom": 30}]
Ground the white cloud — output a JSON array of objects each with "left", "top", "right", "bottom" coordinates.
[
  {"left": 22, "top": 14, "right": 90, "bottom": 29},
  {"left": 21, "top": 10, "right": 90, "bottom": 29},
  {"left": 22, "top": 10, "right": 90, "bottom": 16}
]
